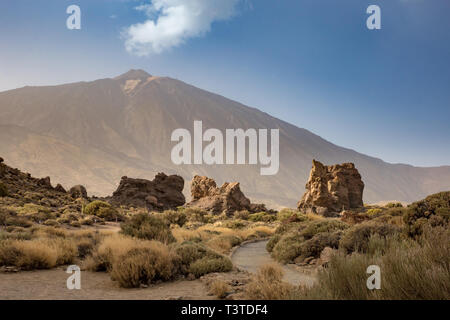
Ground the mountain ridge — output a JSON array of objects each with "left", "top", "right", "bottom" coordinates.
[{"left": 0, "top": 70, "right": 449, "bottom": 207}]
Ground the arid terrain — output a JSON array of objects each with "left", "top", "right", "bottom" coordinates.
[
  {"left": 0, "top": 156, "right": 449, "bottom": 300},
  {"left": 1, "top": 70, "right": 450, "bottom": 207}
]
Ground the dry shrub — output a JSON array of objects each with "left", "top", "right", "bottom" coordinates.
[
  {"left": 180, "top": 207, "right": 210, "bottom": 223},
  {"left": 234, "top": 210, "right": 250, "bottom": 220},
  {"left": 158, "top": 210, "right": 187, "bottom": 227},
  {"left": 305, "top": 212, "right": 325, "bottom": 221},
  {"left": 172, "top": 224, "right": 275, "bottom": 254},
  {"left": 121, "top": 213, "right": 175, "bottom": 244},
  {"left": 206, "top": 235, "right": 242, "bottom": 254},
  {"left": 110, "top": 242, "right": 181, "bottom": 288},
  {"left": 0, "top": 237, "right": 77, "bottom": 270},
  {"left": 209, "top": 280, "right": 231, "bottom": 299},
  {"left": 84, "top": 234, "right": 144, "bottom": 271},
  {"left": 244, "top": 264, "right": 294, "bottom": 299},
  {"left": 298, "top": 226, "right": 450, "bottom": 300},
  {"left": 239, "top": 225, "right": 275, "bottom": 240},
  {"left": 0, "top": 240, "right": 57, "bottom": 269}
]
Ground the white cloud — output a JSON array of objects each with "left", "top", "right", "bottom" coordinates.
[{"left": 123, "top": 0, "right": 241, "bottom": 56}]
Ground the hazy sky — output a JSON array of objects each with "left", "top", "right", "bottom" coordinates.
[{"left": 0, "top": 0, "right": 449, "bottom": 167}]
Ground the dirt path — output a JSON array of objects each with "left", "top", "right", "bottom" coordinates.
[
  {"left": 0, "top": 268, "right": 214, "bottom": 300},
  {"left": 231, "top": 240, "right": 316, "bottom": 287}
]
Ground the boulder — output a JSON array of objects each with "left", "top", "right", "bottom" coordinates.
[
  {"left": 297, "top": 160, "right": 364, "bottom": 216},
  {"left": 69, "top": 185, "right": 88, "bottom": 199},
  {"left": 187, "top": 175, "right": 267, "bottom": 215},
  {"left": 111, "top": 173, "right": 185, "bottom": 211}
]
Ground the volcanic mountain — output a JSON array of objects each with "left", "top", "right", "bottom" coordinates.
[{"left": 0, "top": 69, "right": 449, "bottom": 207}]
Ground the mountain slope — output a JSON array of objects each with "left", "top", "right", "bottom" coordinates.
[{"left": 0, "top": 69, "right": 449, "bottom": 207}]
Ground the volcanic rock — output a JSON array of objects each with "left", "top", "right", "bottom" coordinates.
[
  {"left": 187, "top": 175, "right": 267, "bottom": 215},
  {"left": 69, "top": 185, "right": 88, "bottom": 199},
  {"left": 55, "top": 184, "right": 67, "bottom": 193},
  {"left": 297, "top": 160, "right": 364, "bottom": 216},
  {"left": 37, "top": 176, "right": 52, "bottom": 189},
  {"left": 111, "top": 173, "right": 185, "bottom": 211}
]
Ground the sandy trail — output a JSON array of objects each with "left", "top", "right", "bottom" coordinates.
[
  {"left": 231, "top": 240, "right": 316, "bottom": 287},
  {"left": 0, "top": 268, "right": 213, "bottom": 300}
]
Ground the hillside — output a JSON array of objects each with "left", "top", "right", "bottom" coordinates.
[{"left": 0, "top": 69, "right": 449, "bottom": 207}]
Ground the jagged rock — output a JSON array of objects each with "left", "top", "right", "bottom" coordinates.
[
  {"left": 0, "top": 157, "right": 3, "bottom": 163},
  {"left": 297, "top": 160, "right": 364, "bottom": 216},
  {"left": 187, "top": 175, "right": 267, "bottom": 215},
  {"left": 69, "top": 185, "right": 88, "bottom": 199},
  {"left": 55, "top": 184, "right": 67, "bottom": 193},
  {"left": 191, "top": 176, "right": 218, "bottom": 201},
  {"left": 111, "top": 173, "right": 185, "bottom": 211},
  {"left": 37, "top": 176, "right": 52, "bottom": 189}
]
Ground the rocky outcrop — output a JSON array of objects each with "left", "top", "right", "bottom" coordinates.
[
  {"left": 69, "top": 185, "right": 88, "bottom": 199},
  {"left": 187, "top": 175, "right": 267, "bottom": 215},
  {"left": 297, "top": 160, "right": 364, "bottom": 216},
  {"left": 37, "top": 176, "right": 52, "bottom": 189},
  {"left": 55, "top": 184, "right": 67, "bottom": 193},
  {"left": 111, "top": 173, "right": 185, "bottom": 211}
]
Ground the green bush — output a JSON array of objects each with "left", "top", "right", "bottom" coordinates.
[
  {"left": 366, "top": 208, "right": 383, "bottom": 217},
  {"left": 174, "top": 241, "right": 233, "bottom": 277},
  {"left": 222, "top": 219, "right": 249, "bottom": 229},
  {"left": 121, "top": 213, "right": 176, "bottom": 244},
  {"left": 385, "top": 202, "right": 403, "bottom": 208},
  {"left": 248, "top": 212, "right": 277, "bottom": 222},
  {"left": 84, "top": 201, "right": 122, "bottom": 221},
  {"left": 339, "top": 221, "right": 402, "bottom": 253},
  {"left": 299, "top": 220, "right": 349, "bottom": 240},
  {"left": 0, "top": 182, "right": 8, "bottom": 197},
  {"left": 271, "top": 232, "right": 304, "bottom": 263},
  {"left": 269, "top": 220, "right": 349, "bottom": 263},
  {"left": 403, "top": 191, "right": 450, "bottom": 236},
  {"left": 189, "top": 256, "right": 233, "bottom": 278},
  {"left": 277, "top": 208, "right": 307, "bottom": 222}
]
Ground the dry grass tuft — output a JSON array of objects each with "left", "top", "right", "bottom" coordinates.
[
  {"left": 209, "top": 280, "right": 231, "bottom": 299},
  {"left": 244, "top": 264, "right": 295, "bottom": 300}
]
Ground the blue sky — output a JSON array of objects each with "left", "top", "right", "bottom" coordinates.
[{"left": 0, "top": 0, "right": 449, "bottom": 167}]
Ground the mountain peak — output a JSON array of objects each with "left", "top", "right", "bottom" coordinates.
[{"left": 114, "top": 69, "right": 152, "bottom": 81}]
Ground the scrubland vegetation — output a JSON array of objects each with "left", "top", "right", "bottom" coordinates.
[
  {"left": 1, "top": 189, "right": 449, "bottom": 299},
  {"left": 0, "top": 202, "right": 276, "bottom": 288},
  {"left": 246, "top": 191, "right": 450, "bottom": 300}
]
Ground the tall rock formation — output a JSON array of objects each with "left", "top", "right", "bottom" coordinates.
[{"left": 297, "top": 160, "right": 364, "bottom": 216}]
